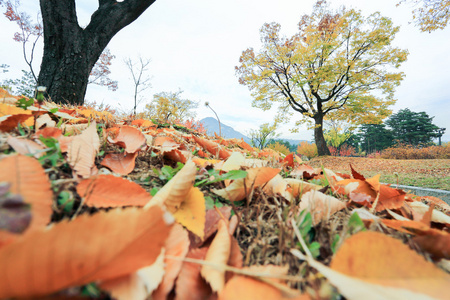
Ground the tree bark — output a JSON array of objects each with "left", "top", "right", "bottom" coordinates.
[
  {"left": 314, "top": 113, "right": 331, "bottom": 156},
  {"left": 38, "top": 0, "right": 156, "bottom": 105}
]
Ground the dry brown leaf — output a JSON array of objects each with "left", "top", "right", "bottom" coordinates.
[
  {"left": 76, "top": 174, "right": 151, "bottom": 207},
  {"left": 7, "top": 135, "right": 44, "bottom": 158},
  {"left": 284, "top": 178, "right": 322, "bottom": 199},
  {"left": 35, "top": 113, "right": 56, "bottom": 129},
  {"left": 408, "top": 201, "right": 450, "bottom": 224},
  {"left": 201, "top": 219, "right": 231, "bottom": 293},
  {"left": 213, "top": 167, "right": 280, "bottom": 202},
  {"left": 0, "top": 154, "right": 53, "bottom": 232},
  {"left": 67, "top": 121, "right": 100, "bottom": 178},
  {"left": 299, "top": 190, "right": 346, "bottom": 224},
  {"left": 330, "top": 231, "right": 450, "bottom": 299},
  {"left": 0, "top": 206, "right": 173, "bottom": 299}
]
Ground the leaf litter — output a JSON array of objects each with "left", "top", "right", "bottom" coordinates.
[{"left": 0, "top": 88, "right": 449, "bottom": 299}]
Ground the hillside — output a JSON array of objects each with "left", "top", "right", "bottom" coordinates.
[{"left": 200, "top": 117, "right": 308, "bottom": 146}]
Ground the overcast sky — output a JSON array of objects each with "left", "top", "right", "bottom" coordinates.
[{"left": 1, "top": 0, "right": 449, "bottom": 142}]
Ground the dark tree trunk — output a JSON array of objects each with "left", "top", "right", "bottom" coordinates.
[
  {"left": 38, "top": 0, "right": 156, "bottom": 105},
  {"left": 314, "top": 113, "right": 331, "bottom": 156}
]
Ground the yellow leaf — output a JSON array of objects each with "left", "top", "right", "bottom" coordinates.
[{"left": 173, "top": 187, "right": 206, "bottom": 239}]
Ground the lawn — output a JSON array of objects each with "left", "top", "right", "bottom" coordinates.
[{"left": 309, "top": 156, "right": 450, "bottom": 191}]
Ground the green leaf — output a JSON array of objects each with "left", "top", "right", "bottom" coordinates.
[
  {"left": 49, "top": 108, "right": 59, "bottom": 114},
  {"left": 16, "top": 97, "right": 34, "bottom": 110},
  {"left": 57, "top": 191, "right": 74, "bottom": 213},
  {"left": 347, "top": 211, "right": 366, "bottom": 234}
]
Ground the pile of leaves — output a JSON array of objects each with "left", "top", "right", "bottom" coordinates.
[{"left": 0, "top": 88, "right": 449, "bottom": 299}]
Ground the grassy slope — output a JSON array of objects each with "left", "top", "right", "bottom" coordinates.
[{"left": 309, "top": 156, "right": 450, "bottom": 191}]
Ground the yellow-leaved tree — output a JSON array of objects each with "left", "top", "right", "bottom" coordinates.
[
  {"left": 398, "top": 0, "right": 450, "bottom": 32},
  {"left": 236, "top": 1, "right": 408, "bottom": 156},
  {"left": 145, "top": 90, "right": 199, "bottom": 124}
]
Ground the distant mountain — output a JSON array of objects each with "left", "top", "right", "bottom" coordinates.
[
  {"left": 200, "top": 117, "right": 308, "bottom": 147},
  {"left": 200, "top": 117, "right": 251, "bottom": 143}
]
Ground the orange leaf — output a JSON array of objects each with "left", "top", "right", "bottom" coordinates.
[
  {"left": 173, "top": 187, "right": 206, "bottom": 239},
  {"left": 213, "top": 167, "right": 280, "bottom": 201},
  {"left": 108, "top": 125, "right": 146, "bottom": 153},
  {"left": 76, "top": 174, "right": 151, "bottom": 207},
  {"left": 201, "top": 219, "right": 230, "bottom": 293},
  {"left": 34, "top": 127, "right": 63, "bottom": 139},
  {"left": 0, "top": 155, "right": 53, "bottom": 233},
  {"left": 175, "top": 247, "right": 211, "bottom": 300},
  {"left": 299, "top": 190, "right": 347, "bottom": 224},
  {"left": 131, "top": 119, "right": 156, "bottom": 128},
  {"left": 219, "top": 265, "right": 303, "bottom": 300},
  {"left": 100, "top": 152, "right": 139, "bottom": 175},
  {"left": 330, "top": 231, "right": 450, "bottom": 299},
  {"left": 281, "top": 153, "right": 294, "bottom": 168},
  {"left": 164, "top": 149, "right": 188, "bottom": 164},
  {"left": 290, "top": 164, "right": 317, "bottom": 179},
  {"left": 0, "top": 114, "right": 33, "bottom": 132},
  {"left": 152, "top": 224, "right": 190, "bottom": 300},
  {"left": 0, "top": 206, "right": 173, "bottom": 298},
  {"left": 376, "top": 184, "right": 405, "bottom": 212},
  {"left": 100, "top": 250, "right": 166, "bottom": 300},
  {"left": 193, "top": 135, "right": 231, "bottom": 160},
  {"left": 67, "top": 121, "right": 100, "bottom": 178}
]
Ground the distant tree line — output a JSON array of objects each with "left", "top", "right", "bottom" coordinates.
[{"left": 340, "top": 108, "right": 445, "bottom": 154}]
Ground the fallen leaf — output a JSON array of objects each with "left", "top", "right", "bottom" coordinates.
[
  {"left": 67, "top": 121, "right": 100, "bottom": 178},
  {"left": 330, "top": 231, "right": 450, "bottom": 299},
  {"left": 201, "top": 219, "right": 230, "bottom": 293},
  {"left": 193, "top": 135, "right": 231, "bottom": 160},
  {"left": 0, "top": 114, "right": 33, "bottom": 132},
  {"left": 100, "top": 152, "right": 139, "bottom": 175},
  {"left": 291, "top": 248, "right": 433, "bottom": 300},
  {"left": 284, "top": 178, "right": 322, "bottom": 199},
  {"left": 145, "top": 160, "right": 197, "bottom": 213},
  {"left": 0, "top": 206, "right": 173, "bottom": 299},
  {"left": 108, "top": 125, "right": 146, "bottom": 153},
  {"left": 100, "top": 249, "right": 166, "bottom": 300},
  {"left": 7, "top": 135, "right": 44, "bottom": 158},
  {"left": 0, "top": 154, "right": 53, "bottom": 232},
  {"left": 213, "top": 167, "right": 280, "bottom": 202},
  {"left": 0, "top": 183, "right": 31, "bottom": 234},
  {"left": 152, "top": 224, "right": 190, "bottom": 300},
  {"left": 35, "top": 113, "right": 56, "bottom": 129},
  {"left": 221, "top": 151, "right": 245, "bottom": 172},
  {"left": 76, "top": 174, "right": 151, "bottom": 207},
  {"left": 408, "top": 201, "right": 450, "bottom": 224},
  {"left": 34, "top": 127, "right": 63, "bottom": 139},
  {"left": 219, "top": 265, "right": 303, "bottom": 300},
  {"left": 175, "top": 247, "right": 211, "bottom": 300},
  {"left": 173, "top": 187, "right": 206, "bottom": 239},
  {"left": 299, "top": 190, "right": 346, "bottom": 224}
]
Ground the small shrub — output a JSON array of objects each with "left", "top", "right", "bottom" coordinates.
[
  {"left": 297, "top": 142, "right": 318, "bottom": 159},
  {"left": 328, "top": 144, "right": 357, "bottom": 157},
  {"left": 268, "top": 142, "right": 290, "bottom": 156}
]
